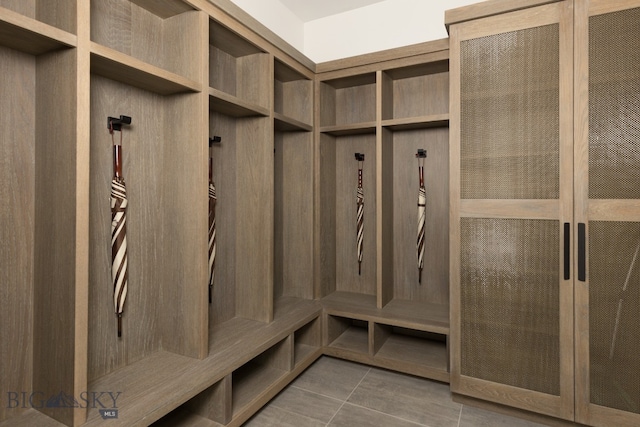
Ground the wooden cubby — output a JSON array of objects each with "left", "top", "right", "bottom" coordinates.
[
  {"left": 152, "top": 306, "right": 322, "bottom": 427},
  {"left": 0, "top": 25, "right": 78, "bottom": 426},
  {"left": 208, "top": 18, "right": 273, "bottom": 328},
  {"left": 324, "top": 315, "right": 370, "bottom": 356},
  {"left": 317, "top": 40, "right": 451, "bottom": 383},
  {"left": 381, "top": 60, "right": 449, "bottom": 129},
  {"left": 90, "top": 0, "right": 201, "bottom": 87},
  {"left": 320, "top": 73, "right": 377, "bottom": 134},
  {"left": 209, "top": 19, "right": 270, "bottom": 116},
  {"left": 274, "top": 58, "right": 314, "bottom": 307}
]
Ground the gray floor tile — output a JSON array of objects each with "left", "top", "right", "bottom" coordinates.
[
  {"left": 328, "top": 403, "right": 424, "bottom": 427},
  {"left": 292, "top": 356, "right": 371, "bottom": 400},
  {"left": 347, "top": 367, "right": 461, "bottom": 427},
  {"left": 244, "top": 405, "right": 326, "bottom": 427},
  {"left": 269, "top": 385, "right": 343, "bottom": 423},
  {"left": 459, "top": 405, "right": 547, "bottom": 427}
]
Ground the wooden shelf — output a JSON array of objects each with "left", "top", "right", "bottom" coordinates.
[
  {"left": 322, "top": 291, "right": 449, "bottom": 334},
  {"left": 151, "top": 409, "right": 216, "bottom": 427},
  {"left": 0, "top": 410, "right": 65, "bottom": 427},
  {"left": 374, "top": 331, "right": 449, "bottom": 383},
  {"left": 129, "top": 0, "right": 194, "bottom": 19},
  {"left": 90, "top": 43, "right": 201, "bottom": 95},
  {"left": 84, "top": 299, "right": 321, "bottom": 426},
  {"left": 320, "top": 122, "right": 377, "bottom": 136},
  {"left": 84, "top": 351, "right": 200, "bottom": 427},
  {"left": 274, "top": 112, "right": 312, "bottom": 132},
  {"left": 0, "top": 7, "right": 76, "bottom": 55},
  {"left": 209, "top": 87, "right": 270, "bottom": 117},
  {"left": 382, "top": 114, "right": 449, "bottom": 131},
  {"left": 327, "top": 320, "right": 370, "bottom": 355},
  {"left": 232, "top": 363, "right": 288, "bottom": 416}
]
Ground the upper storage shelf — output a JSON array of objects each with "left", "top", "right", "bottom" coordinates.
[
  {"left": 381, "top": 60, "right": 449, "bottom": 129},
  {"left": 90, "top": 0, "right": 204, "bottom": 93},
  {"left": 209, "top": 19, "right": 270, "bottom": 114},
  {"left": 0, "top": 5, "right": 76, "bottom": 55},
  {"left": 274, "top": 59, "right": 313, "bottom": 131},
  {"left": 320, "top": 73, "right": 377, "bottom": 132}
]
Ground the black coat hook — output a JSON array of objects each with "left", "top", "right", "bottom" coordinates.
[
  {"left": 108, "top": 115, "right": 132, "bottom": 132},
  {"left": 416, "top": 149, "right": 427, "bottom": 158},
  {"left": 209, "top": 136, "right": 222, "bottom": 146},
  {"left": 355, "top": 153, "right": 365, "bottom": 161}
]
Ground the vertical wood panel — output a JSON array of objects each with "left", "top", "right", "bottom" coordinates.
[
  {"left": 0, "top": 46, "right": 35, "bottom": 424},
  {"left": 380, "top": 128, "right": 394, "bottom": 307},
  {"left": 33, "top": 48, "right": 77, "bottom": 425},
  {"left": 235, "top": 116, "right": 273, "bottom": 322},
  {"left": 318, "top": 133, "right": 337, "bottom": 298}
]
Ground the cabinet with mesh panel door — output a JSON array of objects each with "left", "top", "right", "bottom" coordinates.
[{"left": 448, "top": 0, "right": 640, "bottom": 426}]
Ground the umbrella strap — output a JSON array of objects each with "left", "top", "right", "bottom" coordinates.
[
  {"left": 418, "top": 165, "right": 424, "bottom": 187},
  {"left": 358, "top": 168, "right": 362, "bottom": 188}
]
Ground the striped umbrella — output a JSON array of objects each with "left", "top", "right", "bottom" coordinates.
[
  {"left": 208, "top": 137, "right": 219, "bottom": 303},
  {"left": 109, "top": 116, "right": 131, "bottom": 338},
  {"left": 355, "top": 153, "right": 365, "bottom": 275},
  {"left": 416, "top": 149, "right": 427, "bottom": 284}
]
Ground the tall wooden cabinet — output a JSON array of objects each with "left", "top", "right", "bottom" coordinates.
[
  {"left": 574, "top": 1, "right": 640, "bottom": 426},
  {"left": 449, "top": 0, "right": 640, "bottom": 425}
]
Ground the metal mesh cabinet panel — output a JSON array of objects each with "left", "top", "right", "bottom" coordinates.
[
  {"left": 589, "top": 8, "right": 640, "bottom": 199},
  {"left": 589, "top": 222, "right": 640, "bottom": 414},
  {"left": 460, "top": 25, "right": 560, "bottom": 200},
  {"left": 460, "top": 218, "right": 560, "bottom": 395},
  {"left": 585, "top": 5, "right": 640, "bottom": 418}
]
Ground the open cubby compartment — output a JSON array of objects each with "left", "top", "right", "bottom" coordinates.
[
  {"left": 324, "top": 315, "right": 370, "bottom": 356},
  {"left": 379, "top": 126, "right": 449, "bottom": 320},
  {"left": 0, "top": 43, "right": 81, "bottom": 427},
  {"left": 209, "top": 19, "right": 270, "bottom": 113},
  {"left": 274, "top": 59, "right": 313, "bottom": 129},
  {"left": 88, "top": 75, "right": 208, "bottom": 388},
  {"left": 90, "top": 0, "right": 202, "bottom": 82},
  {"left": 274, "top": 129, "right": 314, "bottom": 303},
  {"left": 0, "top": 0, "right": 76, "bottom": 34},
  {"left": 209, "top": 110, "right": 274, "bottom": 326},
  {"left": 318, "top": 132, "right": 377, "bottom": 299},
  {"left": 320, "top": 73, "right": 377, "bottom": 129},
  {"left": 381, "top": 60, "right": 449, "bottom": 123},
  {"left": 294, "top": 316, "right": 321, "bottom": 367},
  {"left": 231, "top": 336, "right": 293, "bottom": 418},
  {"left": 372, "top": 324, "right": 449, "bottom": 382}
]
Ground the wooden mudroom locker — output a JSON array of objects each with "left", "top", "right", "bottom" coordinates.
[{"left": 1, "top": 0, "right": 639, "bottom": 426}]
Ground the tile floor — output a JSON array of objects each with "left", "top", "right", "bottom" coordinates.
[{"left": 245, "top": 356, "right": 547, "bottom": 427}]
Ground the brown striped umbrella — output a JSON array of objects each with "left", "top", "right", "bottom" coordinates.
[
  {"left": 109, "top": 116, "right": 130, "bottom": 338},
  {"left": 208, "top": 137, "right": 220, "bottom": 303},
  {"left": 355, "top": 153, "right": 365, "bottom": 275},
  {"left": 416, "top": 149, "right": 427, "bottom": 284}
]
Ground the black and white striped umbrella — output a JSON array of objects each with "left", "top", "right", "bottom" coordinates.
[
  {"left": 416, "top": 149, "right": 427, "bottom": 284},
  {"left": 208, "top": 162, "right": 217, "bottom": 304},
  {"left": 356, "top": 153, "right": 364, "bottom": 275},
  {"left": 110, "top": 120, "right": 129, "bottom": 338}
]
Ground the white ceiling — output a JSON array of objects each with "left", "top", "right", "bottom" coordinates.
[{"left": 277, "top": 0, "right": 387, "bottom": 22}]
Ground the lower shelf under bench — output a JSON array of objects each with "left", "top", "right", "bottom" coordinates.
[{"left": 322, "top": 292, "right": 450, "bottom": 383}]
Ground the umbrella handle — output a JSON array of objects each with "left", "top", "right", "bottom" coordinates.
[{"left": 114, "top": 145, "right": 123, "bottom": 179}]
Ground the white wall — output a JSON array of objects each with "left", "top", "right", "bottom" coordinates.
[
  {"left": 228, "top": 0, "right": 482, "bottom": 63},
  {"left": 228, "top": 0, "right": 305, "bottom": 52},
  {"left": 305, "top": 0, "right": 481, "bottom": 63}
]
